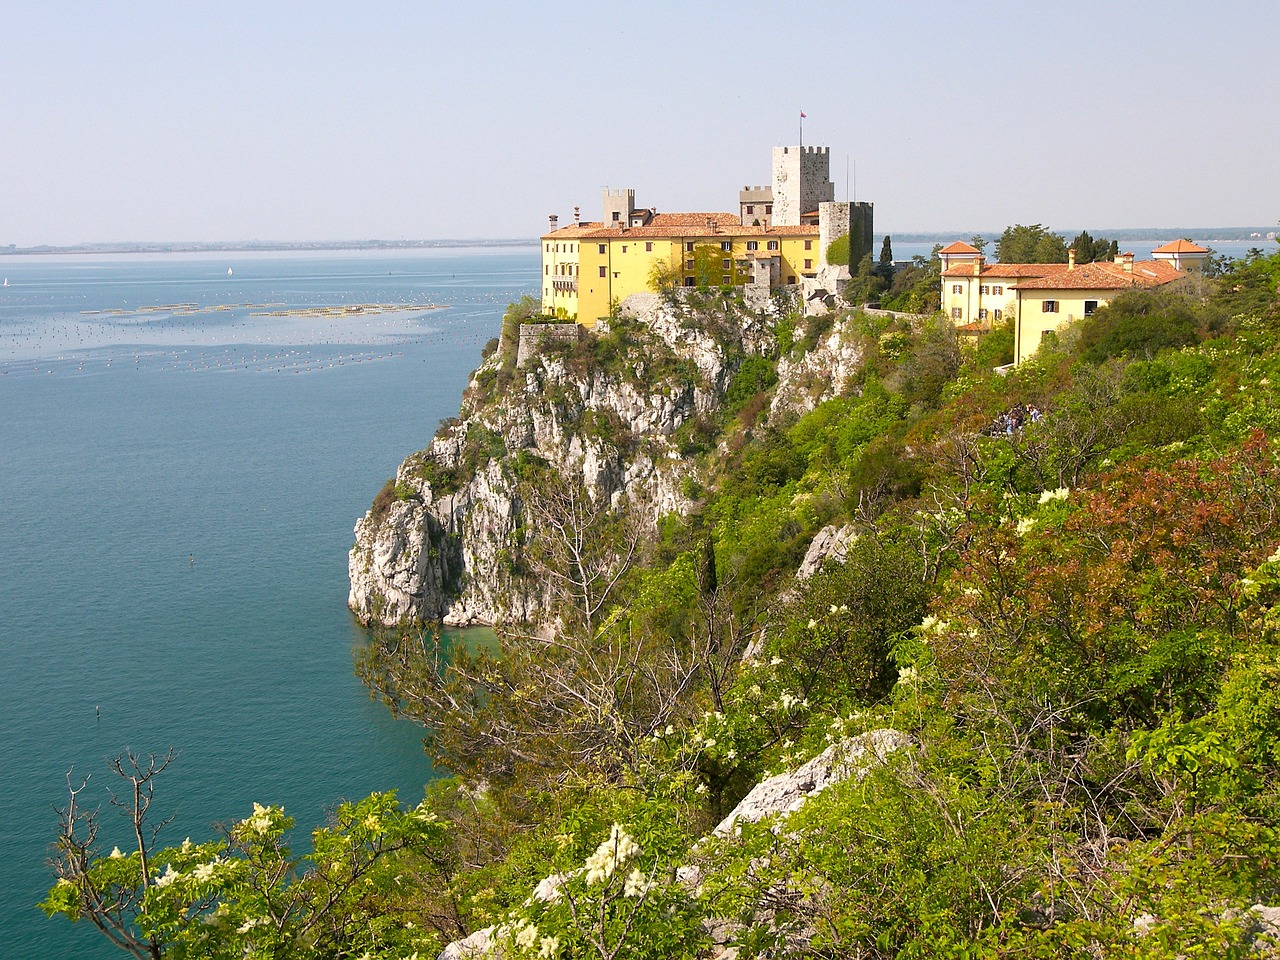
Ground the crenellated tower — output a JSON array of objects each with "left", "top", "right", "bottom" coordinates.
[{"left": 771, "top": 146, "right": 835, "bottom": 227}]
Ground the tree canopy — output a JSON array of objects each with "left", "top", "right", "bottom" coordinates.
[{"left": 995, "top": 223, "right": 1069, "bottom": 263}]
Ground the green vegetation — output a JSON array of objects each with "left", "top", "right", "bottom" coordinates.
[
  {"left": 49, "top": 249, "right": 1280, "bottom": 958},
  {"left": 995, "top": 223, "right": 1070, "bottom": 263},
  {"left": 826, "top": 232, "right": 850, "bottom": 267}
]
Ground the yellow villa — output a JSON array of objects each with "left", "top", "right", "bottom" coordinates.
[
  {"left": 542, "top": 205, "right": 823, "bottom": 326},
  {"left": 941, "top": 239, "right": 1208, "bottom": 364},
  {"left": 541, "top": 146, "right": 874, "bottom": 327}
]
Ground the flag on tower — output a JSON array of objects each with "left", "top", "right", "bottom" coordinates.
[{"left": 800, "top": 110, "right": 807, "bottom": 118}]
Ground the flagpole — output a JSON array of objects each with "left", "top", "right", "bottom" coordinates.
[{"left": 799, "top": 110, "right": 803, "bottom": 148}]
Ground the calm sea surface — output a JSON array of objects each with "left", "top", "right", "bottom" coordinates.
[{"left": 0, "top": 248, "right": 536, "bottom": 959}]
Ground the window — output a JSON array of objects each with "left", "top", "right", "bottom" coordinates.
[
  {"left": 545, "top": 266, "right": 549, "bottom": 275},
  {"left": 722, "top": 259, "right": 731, "bottom": 269},
  {"left": 746, "top": 205, "right": 754, "bottom": 214},
  {"left": 804, "top": 258, "right": 813, "bottom": 269},
  {"left": 598, "top": 244, "right": 606, "bottom": 254},
  {"left": 645, "top": 242, "right": 653, "bottom": 252},
  {"left": 992, "top": 285, "right": 1003, "bottom": 295},
  {"left": 978, "top": 308, "right": 988, "bottom": 320},
  {"left": 993, "top": 308, "right": 1002, "bottom": 320},
  {"left": 980, "top": 285, "right": 989, "bottom": 294},
  {"left": 722, "top": 275, "right": 732, "bottom": 284},
  {"left": 684, "top": 276, "right": 696, "bottom": 287},
  {"left": 1084, "top": 300, "right": 1099, "bottom": 316},
  {"left": 765, "top": 204, "right": 773, "bottom": 214},
  {"left": 1042, "top": 300, "right": 1059, "bottom": 313},
  {"left": 545, "top": 244, "right": 550, "bottom": 252},
  {"left": 621, "top": 245, "right": 627, "bottom": 253},
  {"left": 686, "top": 241, "right": 695, "bottom": 252},
  {"left": 611, "top": 211, "right": 620, "bottom": 222},
  {"left": 787, "top": 275, "right": 795, "bottom": 283},
  {"left": 613, "top": 272, "right": 619, "bottom": 279},
  {"left": 746, "top": 241, "right": 758, "bottom": 251},
  {"left": 767, "top": 240, "right": 779, "bottom": 251},
  {"left": 685, "top": 260, "right": 695, "bottom": 270},
  {"left": 952, "top": 284, "right": 963, "bottom": 294},
  {"left": 721, "top": 240, "right": 731, "bottom": 252},
  {"left": 952, "top": 307, "right": 963, "bottom": 319},
  {"left": 599, "top": 266, "right": 607, "bottom": 278},
  {"left": 804, "top": 239, "right": 813, "bottom": 251}
]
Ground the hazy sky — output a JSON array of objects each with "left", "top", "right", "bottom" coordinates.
[{"left": 2, "top": 1, "right": 1277, "bottom": 245}]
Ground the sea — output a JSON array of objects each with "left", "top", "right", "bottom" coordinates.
[{"left": 0, "top": 247, "right": 537, "bottom": 959}]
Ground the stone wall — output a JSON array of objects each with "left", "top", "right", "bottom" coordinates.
[{"left": 516, "top": 322, "right": 584, "bottom": 368}]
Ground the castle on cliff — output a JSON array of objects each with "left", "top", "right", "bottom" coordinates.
[{"left": 541, "top": 146, "right": 873, "bottom": 326}]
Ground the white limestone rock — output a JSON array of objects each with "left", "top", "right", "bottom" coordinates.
[
  {"left": 714, "top": 728, "right": 909, "bottom": 837},
  {"left": 770, "top": 314, "right": 865, "bottom": 418},
  {"left": 796, "top": 523, "right": 858, "bottom": 581}
]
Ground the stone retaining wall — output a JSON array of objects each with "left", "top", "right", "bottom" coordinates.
[{"left": 516, "top": 322, "right": 584, "bottom": 367}]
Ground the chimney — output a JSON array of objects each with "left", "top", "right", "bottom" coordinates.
[
  {"left": 1068, "top": 248, "right": 1076, "bottom": 270},
  {"left": 548, "top": 214, "right": 558, "bottom": 232},
  {"left": 972, "top": 256, "right": 983, "bottom": 278},
  {"left": 573, "top": 206, "right": 580, "bottom": 225},
  {"left": 1117, "top": 251, "right": 1134, "bottom": 273}
]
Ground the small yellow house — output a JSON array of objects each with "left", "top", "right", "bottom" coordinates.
[
  {"left": 942, "top": 241, "right": 1200, "bottom": 364},
  {"left": 1011, "top": 254, "right": 1182, "bottom": 362}
]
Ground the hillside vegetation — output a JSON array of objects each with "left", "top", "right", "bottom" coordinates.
[{"left": 45, "top": 249, "right": 1280, "bottom": 959}]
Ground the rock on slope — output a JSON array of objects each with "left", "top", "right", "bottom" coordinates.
[{"left": 349, "top": 294, "right": 786, "bottom": 627}]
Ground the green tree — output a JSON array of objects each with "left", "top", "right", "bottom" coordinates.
[
  {"left": 995, "top": 224, "right": 1069, "bottom": 263},
  {"left": 43, "top": 751, "right": 449, "bottom": 960},
  {"left": 879, "top": 235, "right": 893, "bottom": 266},
  {"left": 1069, "top": 230, "right": 1117, "bottom": 264}
]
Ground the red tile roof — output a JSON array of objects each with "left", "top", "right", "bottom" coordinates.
[
  {"left": 941, "top": 263, "right": 1073, "bottom": 279},
  {"left": 1016, "top": 260, "right": 1182, "bottom": 290},
  {"left": 939, "top": 240, "right": 981, "bottom": 255},
  {"left": 1152, "top": 239, "right": 1209, "bottom": 254},
  {"left": 542, "top": 215, "right": 817, "bottom": 241}
]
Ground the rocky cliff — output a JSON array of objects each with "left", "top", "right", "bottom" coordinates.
[{"left": 348, "top": 290, "right": 861, "bottom": 628}]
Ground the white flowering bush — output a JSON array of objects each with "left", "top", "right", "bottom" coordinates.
[
  {"left": 44, "top": 766, "right": 449, "bottom": 960},
  {"left": 496, "top": 822, "right": 705, "bottom": 960}
]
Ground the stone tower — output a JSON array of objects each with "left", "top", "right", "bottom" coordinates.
[
  {"left": 771, "top": 146, "right": 835, "bottom": 227},
  {"left": 602, "top": 188, "right": 636, "bottom": 225}
]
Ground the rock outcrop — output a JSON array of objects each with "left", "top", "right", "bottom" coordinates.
[
  {"left": 769, "top": 314, "right": 866, "bottom": 418},
  {"left": 795, "top": 522, "right": 858, "bottom": 581},
  {"left": 712, "top": 727, "right": 908, "bottom": 838},
  {"left": 349, "top": 294, "right": 776, "bottom": 627}
]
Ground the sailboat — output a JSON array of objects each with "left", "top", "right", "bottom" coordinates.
[
  {"left": 227, "top": 268, "right": 234, "bottom": 277},
  {"left": 3, "top": 278, "right": 8, "bottom": 287}
]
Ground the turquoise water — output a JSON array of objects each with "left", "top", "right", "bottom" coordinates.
[{"left": 0, "top": 249, "right": 536, "bottom": 959}]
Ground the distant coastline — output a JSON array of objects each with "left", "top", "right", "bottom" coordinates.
[
  {"left": 3, "top": 229, "right": 1275, "bottom": 258},
  {"left": 0, "top": 238, "right": 538, "bottom": 256}
]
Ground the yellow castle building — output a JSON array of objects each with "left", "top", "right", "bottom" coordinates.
[
  {"left": 940, "top": 239, "right": 1209, "bottom": 364},
  {"left": 541, "top": 146, "right": 873, "bottom": 327}
]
